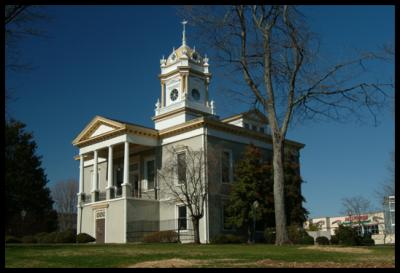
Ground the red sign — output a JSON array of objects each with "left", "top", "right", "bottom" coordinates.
[{"left": 345, "top": 215, "right": 368, "bottom": 222}]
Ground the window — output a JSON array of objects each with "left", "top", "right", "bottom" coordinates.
[
  {"left": 191, "top": 88, "right": 200, "bottom": 101},
  {"left": 178, "top": 205, "right": 187, "bottom": 230},
  {"left": 177, "top": 153, "right": 186, "bottom": 184},
  {"left": 221, "top": 150, "right": 232, "bottom": 183},
  {"left": 244, "top": 123, "right": 250, "bottom": 129},
  {"left": 365, "top": 224, "right": 379, "bottom": 235},
  {"left": 260, "top": 127, "right": 265, "bottom": 133},
  {"left": 146, "top": 160, "right": 155, "bottom": 190},
  {"left": 251, "top": 125, "right": 257, "bottom": 131}
]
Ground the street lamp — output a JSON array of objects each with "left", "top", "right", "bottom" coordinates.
[{"left": 252, "top": 200, "right": 259, "bottom": 243}]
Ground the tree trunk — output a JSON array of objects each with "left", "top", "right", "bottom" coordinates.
[
  {"left": 247, "top": 224, "right": 252, "bottom": 244},
  {"left": 273, "top": 141, "right": 290, "bottom": 245},
  {"left": 192, "top": 217, "right": 200, "bottom": 244}
]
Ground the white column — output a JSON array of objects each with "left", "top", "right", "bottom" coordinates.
[
  {"left": 122, "top": 141, "right": 131, "bottom": 198},
  {"left": 161, "top": 81, "right": 165, "bottom": 107},
  {"left": 77, "top": 154, "right": 84, "bottom": 232},
  {"left": 79, "top": 154, "right": 84, "bottom": 194},
  {"left": 122, "top": 142, "right": 129, "bottom": 186},
  {"left": 106, "top": 145, "right": 114, "bottom": 200},
  {"left": 92, "top": 150, "right": 98, "bottom": 192},
  {"left": 91, "top": 150, "right": 99, "bottom": 202},
  {"left": 107, "top": 146, "right": 113, "bottom": 188}
]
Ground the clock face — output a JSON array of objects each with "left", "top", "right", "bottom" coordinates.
[
  {"left": 170, "top": 89, "right": 179, "bottom": 101},
  {"left": 191, "top": 88, "right": 200, "bottom": 101}
]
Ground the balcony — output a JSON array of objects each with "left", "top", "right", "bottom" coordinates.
[
  {"left": 116, "top": 187, "right": 122, "bottom": 198},
  {"left": 79, "top": 186, "right": 144, "bottom": 205},
  {"left": 80, "top": 191, "right": 106, "bottom": 204},
  {"left": 99, "top": 191, "right": 106, "bottom": 201}
]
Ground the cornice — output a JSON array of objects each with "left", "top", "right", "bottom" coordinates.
[
  {"left": 74, "top": 115, "right": 303, "bottom": 150},
  {"left": 74, "top": 128, "right": 127, "bottom": 148},
  {"left": 125, "top": 124, "right": 158, "bottom": 139},
  {"left": 159, "top": 67, "right": 211, "bottom": 80},
  {"left": 72, "top": 115, "right": 124, "bottom": 145},
  {"left": 152, "top": 107, "right": 211, "bottom": 122},
  {"left": 157, "top": 116, "right": 304, "bottom": 149},
  {"left": 75, "top": 126, "right": 159, "bottom": 148},
  {"left": 159, "top": 117, "right": 206, "bottom": 138}
]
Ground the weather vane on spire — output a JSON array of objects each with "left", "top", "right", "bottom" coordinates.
[{"left": 181, "top": 19, "right": 188, "bottom": 46}]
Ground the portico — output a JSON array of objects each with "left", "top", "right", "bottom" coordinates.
[{"left": 73, "top": 116, "right": 159, "bottom": 204}]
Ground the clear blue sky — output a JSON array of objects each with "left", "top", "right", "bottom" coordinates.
[{"left": 6, "top": 5, "right": 394, "bottom": 218}]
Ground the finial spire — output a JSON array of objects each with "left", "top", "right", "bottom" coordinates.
[{"left": 181, "top": 19, "right": 188, "bottom": 46}]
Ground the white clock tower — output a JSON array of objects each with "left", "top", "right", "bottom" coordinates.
[{"left": 153, "top": 20, "right": 216, "bottom": 130}]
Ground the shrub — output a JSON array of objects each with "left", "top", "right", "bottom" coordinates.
[
  {"left": 361, "top": 237, "right": 375, "bottom": 246},
  {"left": 55, "top": 229, "right": 77, "bottom": 243},
  {"left": 335, "top": 225, "right": 360, "bottom": 246},
  {"left": 37, "top": 232, "right": 58, "bottom": 244},
  {"left": 35, "top": 232, "right": 49, "bottom": 243},
  {"left": 143, "top": 230, "right": 178, "bottom": 243},
  {"left": 288, "top": 225, "right": 314, "bottom": 245},
  {"left": 76, "top": 233, "right": 96, "bottom": 244},
  {"left": 264, "top": 228, "right": 276, "bottom": 244},
  {"left": 360, "top": 234, "right": 375, "bottom": 246},
  {"left": 5, "top": 236, "right": 22, "bottom": 244},
  {"left": 330, "top": 235, "right": 339, "bottom": 245},
  {"left": 210, "top": 234, "right": 245, "bottom": 244},
  {"left": 264, "top": 226, "right": 314, "bottom": 245},
  {"left": 315, "top": 236, "right": 330, "bottom": 245},
  {"left": 297, "top": 234, "right": 315, "bottom": 245},
  {"left": 307, "top": 222, "right": 321, "bottom": 231},
  {"left": 21, "top": 235, "right": 37, "bottom": 244}
]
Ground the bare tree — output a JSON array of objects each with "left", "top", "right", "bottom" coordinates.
[
  {"left": 51, "top": 179, "right": 78, "bottom": 231},
  {"left": 5, "top": 5, "right": 50, "bottom": 113},
  {"left": 341, "top": 195, "right": 372, "bottom": 236},
  {"left": 375, "top": 151, "right": 395, "bottom": 201},
  {"left": 182, "top": 5, "right": 393, "bottom": 245},
  {"left": 5, "top": 5, "right": 49, "bottom": 71},
  {"left": 158, "top": 146, "right": 213, "bottom": 244}
]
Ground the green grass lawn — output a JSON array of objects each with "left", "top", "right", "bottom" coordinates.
[{"left": 5, "top": 243, "right": 395, "bottom": 268}]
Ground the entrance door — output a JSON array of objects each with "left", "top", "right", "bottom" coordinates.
[
  {"left": 96, "top": 218, "right": 105, "bottom": 243},
  {"left": 95, "top": 209, "right": 106, "bottom": 243}
]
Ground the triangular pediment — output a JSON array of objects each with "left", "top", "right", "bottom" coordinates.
[
  {"left": 72, "top": 116, "right": 126, "bottom": 146},
  {"left": 242, "top": 109, "right": 268, "bottom": 124},
  {"left": 222, "top": 109, "right": 268, "bottom": 125},
  {"left": 90, "top": 124, "right": 115, "bottom": 137}
]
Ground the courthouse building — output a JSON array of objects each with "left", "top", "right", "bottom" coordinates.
[{"left": 72, "top": 22, "right": 304, "bottom": 243}]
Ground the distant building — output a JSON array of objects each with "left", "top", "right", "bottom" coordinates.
[
  {"left": 383, "top": 195, "right": 395, "bottom": 236},
  {"left": 304, "top": 210, "right": 395, "bottom": 244}
]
